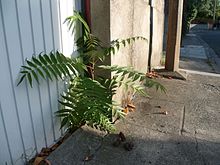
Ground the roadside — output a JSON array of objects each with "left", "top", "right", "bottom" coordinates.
[
  {"left": 197, "top": 30, "right": 220, "bottom": 72},
  {"left": 180, "top": 26, "right": 220, "bottom": 74},
  {"left": 198, "top": 31, "right": 220, "bottom": 57}
]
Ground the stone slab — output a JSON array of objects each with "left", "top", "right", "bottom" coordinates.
[
  {"left": 179, "top": 57, "right": 215, "bottom": 73},
  {"left": 180, "top": 45, "right": 207, "bottom": 59}
]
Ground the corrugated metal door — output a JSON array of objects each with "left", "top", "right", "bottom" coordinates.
[{"left": 0, "top": 0, "right": 81, "bottom": 164}]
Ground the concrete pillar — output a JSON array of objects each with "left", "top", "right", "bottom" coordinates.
[
  {"left": 91, "top": 0, "right": 150, "bottom": 73},
  {"left": 90, "top": 0, "right": 150, "bottom": 104},
  {"left": 90, "top": 0, "right": 111, "bottom": 78},
  {"left": 151, "top": 0, "right": 165, "bottom": 68},
  {"left": 165, "top": 0, "right": 184, "bottom": 71},
  {"left": 90, "top": 0, "right": 110, "bottom": 47}
]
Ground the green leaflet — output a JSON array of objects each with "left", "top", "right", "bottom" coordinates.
[
  {"left": 27, "top": 73, "right": 32, "bottom": 87},
  {"left": 17, "top": 51, "right": 84, "bottom": 86}
]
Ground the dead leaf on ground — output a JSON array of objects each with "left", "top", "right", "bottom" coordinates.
[
  {"left": 127, "top": 103, "right": 135, "bottom": 109},
  {"left": 40, "top": 147, "right": 51, "bottom": 154},
  {"left": 33, "top": 157, "right": 44, "bottom": 165},
  {"left": 146, "top": 71, "right": 161, "bottom": 79},
  {"left": 34, "top": 157, "right": 51, "bottom": 165},
  {"left": 123, "top": 107, "right": 129, "bottom": 114}
]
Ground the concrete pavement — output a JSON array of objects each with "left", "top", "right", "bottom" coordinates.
[
  {"left": 48, "top": 72, "right": 220, "bottom": 165},
  {"left": 180, "top": 33, "right": 220, "bottom": 73},
  {"left": 198, "top": 31, "right": 220, "bottom": 58},
  {"left": 180, "top": 26, "right": 220, "bottom": 74}
]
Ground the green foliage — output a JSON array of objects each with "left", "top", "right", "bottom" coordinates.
[
  {"left": 187, "top": 0, "right": 214, "bottom": 18},
  {"left": 196, "top": 0, "right": 220, "bottom": 19},
  {"left": 64, "top": 11, "right": 90, "bottom": 37},
  {"left": 57, "top": 77, "right": 119, "bottom": 132},
  {"left": 17, "top": 51, "right": 86, "bottom": 87},
  {"left": 183, "top": 0, "right": 220, "bottom": 34},
  {"left": 99, "top": 65, "right": 166, "bottom": 96},
  {"left": 186, "top": 0, "right": 220, "bottom": 22},
  {"left": 65, "top": 11, "right": 147, "bottom": 65},
  {"left": 108, "top": 36, "right": 148, "bottom": 56},
  {"left": 183, "top": 0, "right": 200, "bottom": 33},
  {"left": 17, "top": 11, "right": 164, "bottom": 133}
]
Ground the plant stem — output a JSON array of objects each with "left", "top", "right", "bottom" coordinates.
[{"left": 87, "top": 63, "right": 94, "bottom": 79}]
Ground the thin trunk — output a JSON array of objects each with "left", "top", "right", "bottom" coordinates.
[{"left": 87, "top": 63, "right": 94, "bottom": 79}]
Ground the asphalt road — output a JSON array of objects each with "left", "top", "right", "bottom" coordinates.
[{"left": 197, "top": 30, "right": 220, "bottom": 57}]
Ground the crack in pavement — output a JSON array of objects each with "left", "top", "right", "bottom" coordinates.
[
  {"left": 84, "top": 134, "right": 108, "bottom": 164},
  {"left": 179, "top": 106, "right": 186, "bottom": 135},
  {"left": 194, "top": 130, "right": 207, "bottom": 165}
]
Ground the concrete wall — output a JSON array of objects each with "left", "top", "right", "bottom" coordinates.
[
  {"left": 110, "top": 0, "right": 151, "bottom": 102},
  {"left": 91, "top": 0, "right": 110, "bottom": 47},
  {"left": 91, "top": 0, "right": 165, "bottom": 102},
  {"left": 132, "top": 0, "right": 151, "bottom": 72},
  {"left": 91, "top": 0, "right": 165, "bottom": 69},
  {"left": 110, "top": 0, "right": 135, "bottom": 102},
  {"left": 110, "top": 0, "right": 152, "bottom": 72},
  {"left": 91, "top": 0, "right": 111, "bottom": 78},
  {"left": 110, "top": 0, "right": 133, "bottom": 68},
  {"left": 151, "top": 0, "right": 165, "bottom": 67}
]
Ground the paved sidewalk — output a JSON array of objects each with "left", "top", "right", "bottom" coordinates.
[
  {"left": 48, "top": 73, "right": 220, "bottom": 165},
  {"left": 180, "top": 32, "right": 220, "bottom": 74}
]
